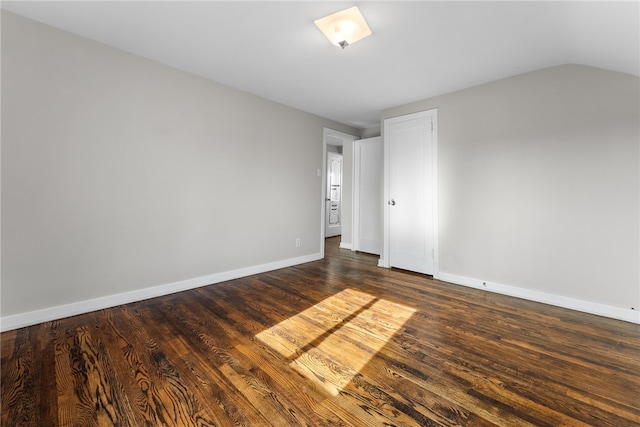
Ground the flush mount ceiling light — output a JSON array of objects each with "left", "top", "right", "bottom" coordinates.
[{"left": 314, "top": 6, "right": 372, "bottom": 49}]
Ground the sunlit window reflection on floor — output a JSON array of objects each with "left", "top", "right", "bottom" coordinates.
[{"left": 256, "top": 288, "right": 416, "bottom": 396}]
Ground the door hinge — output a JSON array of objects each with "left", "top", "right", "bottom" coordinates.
[{"left": 430, "top": 120, "right": 433, "bottom": 132}]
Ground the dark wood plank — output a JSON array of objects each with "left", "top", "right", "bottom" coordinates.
[
  {"left": 1, "top": 327, "right": 39, "bottom": 425},
  {"left": 2, "top": 236, "right": 639, "bottom": 426}
]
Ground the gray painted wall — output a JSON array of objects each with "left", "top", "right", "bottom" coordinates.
[
  {"left": 359, "top": 125, "right": 381, "bottom": 139},
  {"left": 1, "top": 12, "right": 355, "bottom": 318},
  {"left": 382, "top": 64, "right": 639, "bottom": 311}
]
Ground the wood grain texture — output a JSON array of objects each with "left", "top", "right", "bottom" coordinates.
[{"left": 2, "top": 237, "right": 639, "bottom": 426}]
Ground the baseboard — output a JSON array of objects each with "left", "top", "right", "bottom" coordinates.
[
  {"left": 437, "top": 272, "right": 640, "bottom": 324},
  {"left": 339, "top": 241, "right": 352, "bottom": 250},
  {"left": 0, "top": 253, "right": 323, "bottom": 332}
]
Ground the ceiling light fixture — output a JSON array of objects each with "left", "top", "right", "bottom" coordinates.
[{"left": 314, "top": 6, "right": 372, "bottom": 49}]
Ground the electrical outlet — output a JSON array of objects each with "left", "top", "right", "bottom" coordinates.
[{"left": 295, "top": 238, "right": 301, "bottom": 247}]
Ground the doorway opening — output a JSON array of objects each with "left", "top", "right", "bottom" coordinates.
[
  {"left": 326, "top": 149, "right": 343, "bottom": 238},
  {"left": 321, "top": 128, "right": 356, "bottom": 258}
]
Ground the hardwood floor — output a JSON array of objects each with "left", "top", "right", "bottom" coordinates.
[{"left": 2, "top": 237, "right": 639, "bottom": 426}]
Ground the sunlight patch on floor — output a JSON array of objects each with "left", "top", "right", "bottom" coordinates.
[
  {"left": 255, "top": 288, "right": 377, "bottom": 359},
  {"left": 256, "top": 288, "right": 415, "bottom": 396}
]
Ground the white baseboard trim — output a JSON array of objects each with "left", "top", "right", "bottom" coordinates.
[
  {"left": 0, "top": 253, "right": 323, "bottom": 332},
  {"left": 437, "top": 272, "right": 640, "bottom": 324},
  {"left": 339, "top": 241, "right": 352, "bottom": 250}
]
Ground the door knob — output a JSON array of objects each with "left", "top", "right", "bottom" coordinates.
[{"left": 388, "top": 199, "right": 396, "bottom": 206}]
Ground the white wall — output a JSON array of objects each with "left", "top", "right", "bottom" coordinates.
[
  {"left": 340, "top": 139, "right": 354, "bottom": 249},
  {"left": 337, "top": 128, "right": 380, "bottom": 247},
  {"left": 1, "top": 12, "right": 355, "bottom": 327},
  {"left": 382, "top": 64, "right": 639, "bottom": 320},
  {"left": 353, "top": 136, "right": 382, "bottom": 255}
]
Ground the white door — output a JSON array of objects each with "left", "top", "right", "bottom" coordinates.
[
  {"left": 354, "top": 137, "right": 382, "bottom": 255},
  {"left": 325, "top": 152, "right": 343, "bottom": 237},
  {"left": 383, "top": 110, "right": 436, "bottom": 274}
]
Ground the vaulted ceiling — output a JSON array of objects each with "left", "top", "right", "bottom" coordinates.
[{"left": 3, "top": 1, "right": 638, "bottom": 129}]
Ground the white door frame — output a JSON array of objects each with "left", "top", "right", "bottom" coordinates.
[
  {"left": 380, "top": 109, "right": 439, "bottom": 278},
  {"left": 320, "top": 128, "right": 357, "bottom": 258}
]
